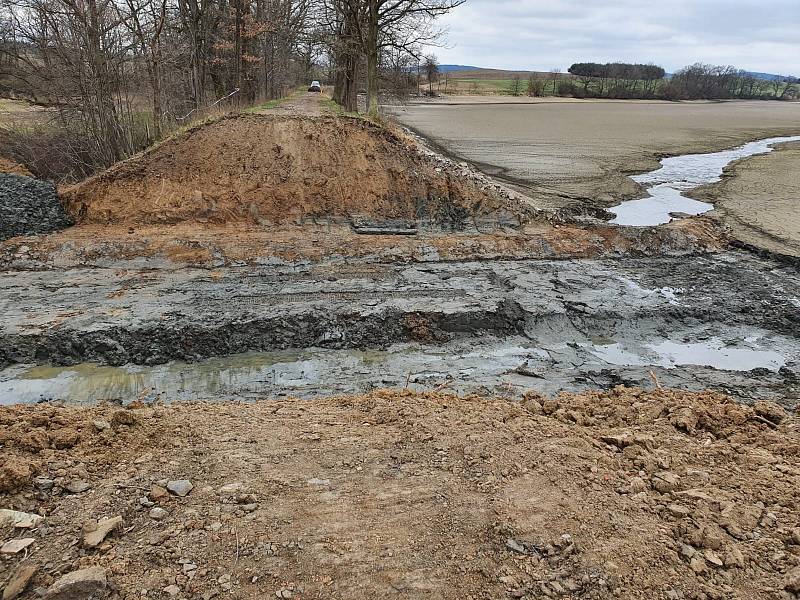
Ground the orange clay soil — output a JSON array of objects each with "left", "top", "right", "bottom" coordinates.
[
  {"left": 60, "top": 114, "right": 529, "bottom": 228},
  {"left": 0, "top": 218, "right": 724, "bottom": 268},
  {"left": 0, "top": 157, "right": 33, "bottom": 178},
  {"left": 0, "top": 388, "right": 798, "bottom": 599}
]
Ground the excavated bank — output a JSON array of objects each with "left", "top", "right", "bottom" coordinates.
[{"left": 61, "top": 114, "right": 532, "bottom": 231}]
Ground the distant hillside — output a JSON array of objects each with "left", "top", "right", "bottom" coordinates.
[
  {"left": 746, "top": 71, "right": 797, "bottom": 82},
  {"left": 437, "top": 64, "right": 480, "bottom": 73}
]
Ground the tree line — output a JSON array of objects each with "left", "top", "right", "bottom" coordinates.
[
  {"left": 560, "top": 61, "right": 798, "bottom": 101},
  {"left": 0, "top": 0, "right": 463, "bottom": 179}
]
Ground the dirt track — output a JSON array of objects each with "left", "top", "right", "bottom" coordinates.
[
  {"left": 693, "top": 141, "right": 800, "bottom": 258},
  {"left": 390, "top": 98, "right": 800, "bottom": 214},
  {"left": 1, "top": 389, "right": 799, "bottom": 599}
]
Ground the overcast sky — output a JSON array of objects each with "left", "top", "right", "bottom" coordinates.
[{"left": 426, "top": 0, "right": 799, "bottom": 75}]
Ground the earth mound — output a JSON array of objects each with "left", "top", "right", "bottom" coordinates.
[{"left": 62, "top": 114, "right": 531, "bottom": 230}]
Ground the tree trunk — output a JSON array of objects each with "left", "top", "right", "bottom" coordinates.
[{"left": 365, "top": 0, "right": 379, "bottom": 117}]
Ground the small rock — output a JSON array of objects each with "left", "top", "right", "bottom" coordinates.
[
  {"left": 1, "top": 538, "right": 35, "bottom": 554},
  {"left": 33, "top": 478, "right": 54, "bottom": 492},
  {"left": 689, "top": 556, "right": 706, "bottom": 574},
  {"left": 652, "top": 472, "right": 680, "bottom": 494},
  {"left": 111, "top": 411, "right": 137, "bottom": 428},
  {"left": 629, "top": 477, "right": 647, "bottom": 493},
  {"left": 0, "top": 509, "right": 43, "bottom": 528},
  {"left": 505, "top": 538, "right": 527, "bottom": 554},
  {"left": 163, "top": 585, "right": 180, "bottom": 596},
  {"left": 218, "top": 483, "right": 244, "bottom": 495},
  {"left": 149, "top": 484, "right": 169, "bottom": 502},
  {"left": 275, "top": 590, "right": 292, "bottom": 599},
  {"left": 679, "top": 544, "right": 696, "bottom": 560},
  {"left": 92, "top": 420, "right": 111, "bottom": 431},
  {"left": 82, "top": 515, "right": 123, "bottom": 549},
  {"left": 2, "top": 563, "right": 38, "bottom": 600},
  {"left": 138, "top": 496, "right": 154, "bottom": 508},
  {"left": 600, "top": 433, "right": 632, "bottom": 448},
  {"left": 65, "top": 480, "right": 91, "bottom": 494},
  {"left": 723, "top": 546, "right": 745, "bottom": 568},
  {"left": 704, "top": 549, "right": 723, "bottom": 567},
  {"left": 167, "top": 480, "right": 193, "bottom": 497},
  {"left": 307, "top": 478, "right": 329, "bottom": 486},
  {"left": 791, "top": 528, "right": 800, "bottom": 546},
  {"left": 44, "top": 566, "right": 107, "bottom": 600},
  {"left": 667, "top": 504, "right": 691, "bottom": 518},
  {"left": 149, "top": 507, "right": 168, "bottom": 521}
]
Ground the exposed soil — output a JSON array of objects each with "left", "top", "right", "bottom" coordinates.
[
  {"left": 692, "top": 141, "right": 800, "bottom": 259},
  {"left": 0, "top": 158, "right": 33, "bottom": 178},
  {"left": 60, "top": 113, "right": 531, "bottom": 231},
  {"left": 390, "top": 98, "right": 800, "bottom": 214},
  {"left": 1, "top": 389, "right": 798, "bottom": 599}
]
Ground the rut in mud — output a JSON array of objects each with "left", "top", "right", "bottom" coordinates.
[{"left": 61, "top": 114, "right": 532, "bottom": 231}]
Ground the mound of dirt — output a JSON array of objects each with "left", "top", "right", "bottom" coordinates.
[
  {"left": 62, "top": 114, "right": 531, "bottom": 230},
  {"left": 1, "top": 388, "right": 798, "bottom": 599}
]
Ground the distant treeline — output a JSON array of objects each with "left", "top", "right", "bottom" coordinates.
[{"left": 558, "top": 62, "right": 798, "bottom": 101}]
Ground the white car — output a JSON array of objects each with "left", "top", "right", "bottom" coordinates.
[{"left": 308, "top": 81, "right": 321, "bottom": 92}]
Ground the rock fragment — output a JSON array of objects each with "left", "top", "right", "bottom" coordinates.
[
  {"left": 0, "top": 538, "right": 35, "bottom": 554},
  {"left": 82, "top": 516, "right": 123, "bottom": 549},
  {"left": 149, "top": 507, "right": 168, "bottom": 521},
  {"left": 167, "top": 480, "right": 193, "bottom": 497},
  {"left": 2, "top": 563, "right": 37, "bottom": 600},
  {"left": 753, "top": 400, "right": 786, "bottom": 425},
  {"left": 0, "top": 509, "right": 43, "bottom": 529},
  {"left": 44, "top": 567, "right": 108, "bottom": 600},
  {"left": 65, "top": 480, "right": 91, "bottom": 494}
]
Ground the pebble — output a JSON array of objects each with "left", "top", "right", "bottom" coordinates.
[
  {"left": 92, "top": 420, "right": 111, "bottom": 431},
  {"left": 149, "top": 507, "right": 168, "bottom": 521},
  {"left": 167, "top": 480, "right": 194, "bottom": 497},
  {"left": 65, "top": 480, "right": 91, "bottom": 494},
  {"left": 163, "top": 585, "right": 180, "bottom": 596},
  {"left": 0, "top": 509, "right": 43, "bottom": 529},
  {"left": 276, "top": 590, "right": 292, "bottom": 599},
  {"left": 667, "top": 504, "right": 691, "bottom": 519},
  {"left": 82, "top": 515, "right": 123, "bottom": 549},
  {"left": 149, "top": 485, "right": 169, "bottom": 502}
]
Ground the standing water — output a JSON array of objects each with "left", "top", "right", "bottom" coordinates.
[{"left": 609, "top": 135, "right": 800, "bottom": 226}]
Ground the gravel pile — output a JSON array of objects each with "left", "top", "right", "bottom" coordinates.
[{"left": 0, "top": 173, "right": 73, "bottom": 241}]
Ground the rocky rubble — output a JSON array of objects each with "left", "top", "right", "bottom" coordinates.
[{"left": 0, "top": 174, "right": 72, "bottom": 242}]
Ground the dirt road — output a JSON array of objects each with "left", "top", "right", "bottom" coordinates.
[{"left": 1, "top": 389, "right": 798, "bottom": 599}]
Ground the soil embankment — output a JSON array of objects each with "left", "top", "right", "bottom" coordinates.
[
  {"left": 0, "top": 389, "right": 798, "bottom": 599},
  {"left": 61, "top": 114, "right": 531, "bottom": 231},
  {"left": 692, "top": 141, "right": 800, "bottom": 259}
]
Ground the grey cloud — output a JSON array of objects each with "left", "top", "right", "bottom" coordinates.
[{"left": 428, "top": 0, "right": 800, "bottom": 75}]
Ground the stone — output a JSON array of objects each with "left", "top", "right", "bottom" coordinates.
[
  {"left": 0, "top": 509, "right": 43, "bottom": 529},
  {"left": 601, "top": 433, "right": 632, "bottom": 448},
  {"left": 33, "top": 478, "right": 54, "bottom": 492},
  {"left": 163, "top": 585, "right": 180, "bottom": 596},
  {"left": 689, "top": 556, "right": 706, "bottom": 574},
  {"left": 505, "top": 538, "right": 527, "bottom": 554},
  {"left": 82, "top": 515, "right": 123, "bottom": 549},
  {"left": 307, "top": 478, "right": 329, "bottom": 486},
  {"left": 652, "top": 472, "right": 680, "bottom": 494},
  {"left": 167, "top": 480, "right": 193, "bottom": 497},
  {"left": 218, "top": 483, "right": 245, "bottom": 495},
  {"left": 667, "top": 504, "right": 691, "bottom": 518},
  {"left": 1, "top": 538, "right": 35, "bottom": 554},
  {"left": 723, "top": 546, "right": 745, "bottom": 569},
  {"left": 92, "top": 420, "right": 111, "bottom": 431},
  {"left": 2, "top": 563, "right": 37, "bottom": 600},
  {"left": 791, "top": 528, "right": 800, "bottom": 546},
  {"left": 111, "top": 411, "right": 137, "bottom": 428},
  {"left": 150, "top": 484, "right": 169, "bottom": 501},
  {"left": 629, "top": 477, "right": 648, "bottom": 493},
  {"left": 753, "top": 400, "right": 786, "bottom": 425},
  {"left": 65, "top": 480, "right": 91, "bottom": 494},
  {"left": 149, "top": 507, "right": 168, "bottom": 521},
  {"left": 276, "top": 590, "right": 292, "bottom": 599},
  {"left": 44, "top": 567, "right": 108, "bottom": 600},
  {"left": 704, "top": 549, "right": 723, "bottom": 567},
  {"left": 679, "top": 544, "right": 696, "bottom": 560}
]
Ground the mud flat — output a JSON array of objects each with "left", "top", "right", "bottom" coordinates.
[
  {"left": 692, "top": 141, "right": 800, "bottom": 259},
  {"left": 1, "top": 252, "right": 799, "bottom": 407},
  {"left": 389, "top": 98, "right": 800, "bottom": 214}
]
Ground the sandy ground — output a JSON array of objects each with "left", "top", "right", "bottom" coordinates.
[
  {"left": 1, "top": 389, "right": 799, "bottom": 600},
  {"left": 692, "top": 141, "right": 800, "bottom": 258},
  {"left": 389, "top": 98, "right": 800, "bottom": 213}
]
